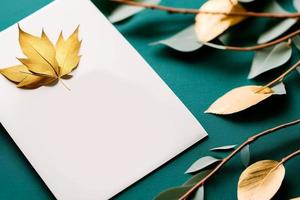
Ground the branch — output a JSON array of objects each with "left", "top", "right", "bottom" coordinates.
[
  {"left": 278, "top": 149, "right": 300, "bottom": 166},
  {"left": 179, "top": 119, "right": 300, "bottom": 200},
  {"left": 203, "top": 28, "right": 300, "bottom": 51},
  {"left": 111, "top": 0, "right": 300, "bottom": 19},
  {"left": 255, "top": 60, "right": 300, "bottom": 93}
]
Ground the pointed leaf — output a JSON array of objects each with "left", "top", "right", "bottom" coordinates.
[
  {"left": 258, "top": 2, "right": 297, "bottom": 44},
  {"left": 240, "top": 145, "right": 250, "bottom": 167},
  {"left": 271, "top": 82, "right": 286, "bottom": 95},
  {"left": 205, "top": 86, "right": 273, "bottom": 115},
  {"left": 0, "top": 65, "right": 30, "bottom": 83},
  {"left": 195, "top": 0, "right": 246, "bottom": 42},
  {"left": 191, "top": 186, "right": 204, "bottom": 200},
  {"left": 153, "top": 25, "right": 203, "bottom": 52},
  {"left": 185, "top": 156, "right": 220, "bottom": 174},
  {"left": 154, "top": 186, "right": 192, "bottom": 200},
  {"left": 210, "top": 144, "right": 237, "bottom": 151},
  {"left": 56, "top": 27, "right": 81, "bottom": 77},
  {"left": 248, "top": 42, "right": 292, "bottom": 79},
  {"left": 18, "top": 26, "right": 59, "bottom": 76},
  {"left": 238, "top": 160, "right": 285, "bottom": 200},
  {"left": 109, "top": 0, "right": 161, "bottom": 23},
  {"left": 183, "top": 170, "right": 211, "bottom": 186}
]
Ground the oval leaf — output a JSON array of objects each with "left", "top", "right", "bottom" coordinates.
[
  {"left": 205, "top": 86, "right": 273, "bottom": 115},
  {"left": 292, "top": 35, "right": 300, "bottom": 50},
  {"left": 240, "top": 145, "right": 250, "bottom": 167},
  {"left": 154, "top": 186, "right": 192, "bottom": 200},
  {"left": 294, "top": 0, "right": 300, "bottom": 11},
  {"left": 271, "top": 82, "right": 286, "bottom": 95},
  {"left": 195, "top": 0, "right": 246, "bottom": 42},
  {"left": 183, "top": 170, "right": 211, "bottom": 186},
  {"left": 185, "top": 156, "right": 220, "bottom": 174},
  {"left": 248, "top": 42, "right": 292, "bottom": 79},
  {"left": 238, "top": 160, "right": 285, "bottom": 200},
  {"left": 210, "top": 144, "right": 237, "bottom": 151},
  {"left": 191, "top": 186, "right": 204, "bottom": 200},
  {"left": 109, "top": 0, "right": 161, "bottom": 23},
  {"left": 153, "top": 25, "right": 203, "bottom": 52},
  {"left": 258, "top": 1, "right": 297, "bottom": 44}
]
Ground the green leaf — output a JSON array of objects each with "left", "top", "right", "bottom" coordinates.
[
  {"left": 109, "top": 0, "right": 161, "bottom": 23},
  {"left": 258, "top": 19, "right": 296, "bottom": 44},
  {"left": 152, "top": 25, "right": 203, "bottom": 52},
  {"left": 257, "top": 1, "right": 297, "bottom": 44},
  {"left": 185, "top": 156, "right": 220, "bottom": 174},
  {"left": 154, "top": 186, "right": 192, "bottom": 200},
  {"left": 240, "top": 145, "right": 250, "bottom": 167},
  {"left": 248, "top": 42, "right": 292, "bottom": 79},
  {"left": 294, "top": 0, "right": 300, "bottom": 11},
  {"left": 210, "top": 144, "right": 237, "bottom": 151},
  {"left": 271, "top": 82, "right": 286, "bottom": 95},
  {"left": 292, "top": 35, "right": 300, "bottom": 50},
  {"left": 190, "top": 186, "right": 204, "bottom": 200},
  {"left": 183, "top": 170, "right": 211, "bottom": 186}
]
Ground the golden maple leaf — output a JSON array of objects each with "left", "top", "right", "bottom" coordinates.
[{"left": 0, "top": 25, "right": 81, "bottom": 89}]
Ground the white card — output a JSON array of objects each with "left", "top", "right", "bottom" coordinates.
[{"left": 0, "top": 0, "right": 207, "bottom": 199}]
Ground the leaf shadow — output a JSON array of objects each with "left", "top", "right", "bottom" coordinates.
[{"left": 219, "top": 95, "right": 289, "bottom": 123}]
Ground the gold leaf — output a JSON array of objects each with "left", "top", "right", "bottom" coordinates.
[
  {"left": 17, "top": 75, "right": 55, "bottom": 89},
  {"left": 205, "top": 86, "right": 273, "bottom": 114},
  {"left": 56, "top": 26, "right": 81, "bottom": 77},
  {"left": 238, "top": 160, "right": 285, "bottom": 200},
  {"left": 18, "top": 25, "right": 59, "bottom": 76},
  {"left": 0, "top": 26, "right": 81, "bottom": 89},
  {"left": 0, "top": 65, "right": 30, "bottom": 83},
  {"left": 0, "top": 65, "right": 55, "bottom": 89},
  {"left": 195, "top": 0, "right": 246, "bottom": 42},
  {"left": 290, "top": 198, "right": 300, "bottom": 200}
]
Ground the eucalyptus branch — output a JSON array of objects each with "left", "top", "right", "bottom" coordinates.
[
  {"left": 179, "top": 119, "right": 300, "bottom": 200},
  {"left": 204, "top": 28, "right": 300, "bottom": 51},
  {"left": 256, "top": 60, "right": 300, "bottom": 93},
  {"left": 278, "top": 149, "right": 300, "bottom": 166},
  {"left": 111, "top": 0, "right": 300, "bottom": 19}
]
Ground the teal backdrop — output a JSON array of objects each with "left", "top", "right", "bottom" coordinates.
[{"left": 0, "top": 0, "right": 299, "bottom": 199}]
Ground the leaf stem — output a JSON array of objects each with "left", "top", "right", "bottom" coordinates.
[
  {"left": 179, "top": 119, "right": 300, "bottom": 200},
  {"left": 59, "top": 79, "right": 71, "bottom": 91},
  {"left": 111, "top": 0, "right": 300, "bottom": 19}
]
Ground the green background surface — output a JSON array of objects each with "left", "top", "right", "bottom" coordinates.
[{"left": 0, "top": 0, "right": 299, "bottom": 199}]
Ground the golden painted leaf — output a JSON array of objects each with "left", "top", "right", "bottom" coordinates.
[
  {"left": 0, "top": 26, "right": 81, "bottom": 89},
  {"left": 18, "top": 25, "right": 59, "bottom": 77},
  {"left": 290, "top": 198, "right": 300, "bottom": 200},
  {"left": 205, "top": 86, "right": 273, "bottom": 115},
  {"left": 56, "top": 27, "right": 81, "bottom": 77},
  {"left": 0, "top": 65, "right": 29, "bottom": 83},
  {"left": 238, "top": 160, "right": 285, "bottom": 200},
  {"left": 195, "top": 0, "right": 246, "bottom": 42},
  {"left": 0, "top": 65, "right": 55, "bottom": 89}
]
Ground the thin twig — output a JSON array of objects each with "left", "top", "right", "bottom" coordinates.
[
  {"left": 111, "top": 0, "right": 300, "bottom": 19},
  {"left": 179, "top": 119, "right": 300, "bottom": 200},
  {"left": 256, "top": 60, "right": 300, "bottom": 93},
  {"left": 278, "top": 149, "right": 300, "bottom": 166},
  {"left": 204, "top": 29, "right": 300, "bottom": 51}
]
